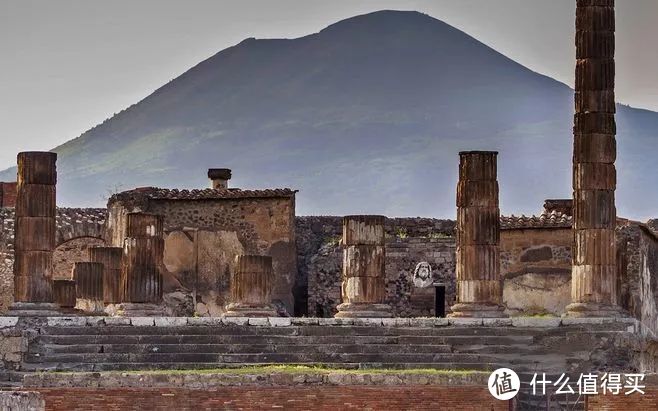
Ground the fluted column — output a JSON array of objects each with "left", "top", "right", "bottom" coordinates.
[
  {"left": 73, "top": 262, "right": 104, "bottom": 313},
  {"left": 89, "top": 247, "right": 123, "bottom": 304},
  {"left": 566, "top": 0, "right": 621, "bottom": 317},
  {"left": 335, "top": 215, "right": 392, "bottom": 318},
  {"left": 116, "top": 213, "right": 165, "bottom": 316},
  {"left": 10, "top": 152, "right": 59, "bottom": 316},
  {"left": 450, "top": 151, "right": 506, "bottom": 318},
  {"left": 53, "top": 279, "right": 76, "bottom": 309},
  {"left": 224, "top": 255, "right": 277, "bottom": 317}
]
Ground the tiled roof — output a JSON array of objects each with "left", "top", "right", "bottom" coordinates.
[
  {"left": 109, "top": 187, "right": 297, "bottom": 203},
  {"left": 500, "top": 210, "right": 572, "bottom": 230}
]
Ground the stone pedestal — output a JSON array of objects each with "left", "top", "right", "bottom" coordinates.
[
  {"left": 8, "top": 152, "right": 59, "bottom": 317},
  {"left": 566, "top": 0, "right": 622, "bottom": 317},
  {"left": 450, "top": 151, "right": 506, "bottom": 318},
  {"left": 118, "top": 213, "right": 164, "bottom": 316},
  {"left": 335, "top": 215, "right": 392, "bottom": 318},
  {"left": 73, "top": 262, "right": 104, "bottom": 314},
  {"left": 224, "top": 255, "right": 277, "bottom": 317}
]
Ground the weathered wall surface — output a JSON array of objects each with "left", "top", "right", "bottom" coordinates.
[
  {"left": 108, "top": 196, "right": 297, "bottom": 315},
  {"left": 500, "top": 228, "right": 572, "bottom": 316},
  {"left": 53, "top": 237, "right": 106, "bottom": 279},
  {"left": 0, "top": 391, "right": 44, "bottom": 411},
  {"left": 297, "top": 217, "right": 456, "bottom": 317}
]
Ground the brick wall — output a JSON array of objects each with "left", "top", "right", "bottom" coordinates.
[
  {"left": 31, "top": 386, "right": 507, "bottom": 411},
  {"left": 587, "top": 389, "right": 658, "bottom": 410},
  {"left": 0, "top": 182, "right": 17, "bottom": 208}
]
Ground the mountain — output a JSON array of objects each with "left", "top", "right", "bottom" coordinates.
[{"left": 2, "top": 10, "right": 657, "bottom": 219}]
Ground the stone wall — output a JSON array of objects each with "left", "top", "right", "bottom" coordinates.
[
  {"left": 108, "top": 196, "right": 297, "bottom": 316},
  {"left": 0, "top": 391, "right": 44, "bottom": 411},
  {"left": 297, "top": 216, "right": 456, "bottom": 317},
  {"left": 500, "top": 227, "right": 572, "bottom": 316}
]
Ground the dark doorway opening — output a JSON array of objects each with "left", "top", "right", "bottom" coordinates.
[{"left": 435, "top": 284, "right": 446, "bottom": 318}]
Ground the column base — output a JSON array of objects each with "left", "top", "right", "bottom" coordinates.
[
  {"left": 563, "top": 302, "right": 626, "bottom": 318},
  {"left": 74, "top": 299, "right": 106, "bottom": 315},
  {"left": 448, "top": 303, "right": 508, "bottom": 318},
  {"left": 334, "top": 303, "right": 393, "bottom": 318},
  {"left": 112, "top": 303, "right": 166, "bottom": 317},
  {"left": 5, "top": 302, "right": 63, "bottom": 317},
  {"left": 223, "top": 303, "right": 277, "bottom": 318}
]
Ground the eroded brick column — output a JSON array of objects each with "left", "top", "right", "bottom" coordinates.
[
  {"left": 450, "top": 151, "right": 506, "bottom": 318},
  {"left": 89, "top": 247, "right": 123, "bottom": 304},
  {"left": 224, "top": 255, "right": 277, "bottom": 317},
  {"left": 11, "top": 152, "right": 59, "bottom": 315},
  {"left": 566, "top": 0, "right": 621, "bottom": 317},
  {"left": 335, "top": 215, "right": 392, "bottom": 318},
  {"left": 117, "top": 213, "right": 165, "bottom": 316},
  {"left": 73, "top": 262, "right": 104, "bottom": 313},
  {"left": 53, "top": 279, "right": 76, "bottom": 309}
]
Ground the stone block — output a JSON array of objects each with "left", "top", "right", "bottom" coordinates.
[
  {"left": 85, "top": 317, "right": 106, "bottom": 326},
  {"left": 291, "top": 317, "right": 319, "bottom": 325},
  {"left": 104, "top": 317, "right": 131, "bottom": 326},
  {"left": 0, "top": 317, "right": 18, "bottom": 329},
  {"left": 154, "top": 317, "right": 188, "bottom": 327},
  {"left": 248, "top": 317, "right": 269, "bottom": 326},
  {"left": 409, "top": 318, "right": 435, "bottom": 327},
  {"left": 449, "top": 318, "right": 484, "bottom": 326},
  {"left": 222, "top": 317, "right": 249, "bottom": 326},
  {"left": 186, "top": 317, "right": 221, "bottom": 326},
  {"left": 482, "top": 318, "right": 513, "bottom": 327},
  {"left": 560, "top": 317, "right": 617, "bottom": 326},
  {"left": 511, "top": 317, "right": 561, "bottom": 327},
  {"left": 268, "top": 317, "right": 292, "bottom": 327},
  {"left": 47, "top": 317, "right": 86, "bottom": 327},
  {"left": 130, "top": 317, "right": 155, "bottom": 326},
  {"left": 353, "top": 318, "right": 382, "bottom": 326}
]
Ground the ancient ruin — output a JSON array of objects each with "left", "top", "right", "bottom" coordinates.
[
  {"left": 72, "top": 262, "right": 104, "bottom": 314},
  {"left": 224, "top": 255, "right": 277, "bottom": 317}
]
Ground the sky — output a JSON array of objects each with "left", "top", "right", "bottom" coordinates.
[{"left": 1, "top": 0, "right": 657, "bottom": 170}]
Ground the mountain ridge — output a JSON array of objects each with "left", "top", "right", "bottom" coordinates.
[{"left": 1, "top": 10, "right": 656, "bottom": 219}]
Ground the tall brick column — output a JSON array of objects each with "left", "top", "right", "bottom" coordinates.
[
  {"left": 335, "top": 215, "right": 392, "bottom": 318},
  {"left": 89, "top": 247, "right": 123, "bottom": 304},
  {"left": 224, "top": 255, "right": 277, "bottom": 317},
  {"left": 450, "top": 151, "right": 506, "bottom": 318},
  {"left": 73, "top": 262, "right": 104, "bottom": 314},
  {"left": 566, "top": 0, "right": 621, "bottom": 317},
  {"left": 53, "top": 279, "right": 76, "bottom": 309},
  {"left": 117, "top": 213, "right": 165, "bottom": 316},
  {"left": 10, "top": 152, "right": 59, "bottom": 315}
]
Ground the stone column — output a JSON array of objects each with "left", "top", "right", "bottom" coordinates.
[
  {"left": 566, "top": 0, "right": 621, "bottom": 317},
  {"left": 10, "top": 152, "right": 59, "bottom": 316},
  {"left": 224, "top": 255, "right": 277, "bottom": 317},
  {"left": 450, "top": 151, "right": 506, "bottom": 318},
  {"left": 335, "top": 215, "right": 391, "bottom": 318},
  {"left": 117, "top": 213, "right": 165, "bottom": 316},
  {"left": 53, "top": 279, "right": 76, "bottom": 309},
  {"left": 73, "top": 262, "right": 104, "bottom": 313},
  {"left": 88, "top": 247, "right": 123, "bottom": 304}
]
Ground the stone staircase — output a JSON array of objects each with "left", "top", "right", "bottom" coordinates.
[{"left": 20, "top": 317, "right": 638, "bottom": 375}]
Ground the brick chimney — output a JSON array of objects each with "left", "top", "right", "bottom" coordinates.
[{"left": 208, "top": 168, "right": 232, "bottom": 189}]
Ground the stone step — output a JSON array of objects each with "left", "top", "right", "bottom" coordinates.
[
  {"left": 35, "top": 334, "right": 535, "bottom": 346},
  {"left": 33, "top": 343, "right": 454, "bottom": 355},
  {"left": 21, "top": 361, "right": 503, "bottom": 373},
  {"left": 25, "top": 352, "right": 495, "bottom": 365}
]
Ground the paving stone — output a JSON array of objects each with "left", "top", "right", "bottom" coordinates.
[
  {"left": 130, "top": 317, "right": 155, "bottom": 326},
  {"left": 511, "top": 317, "right": 561, "bottom": 328},
  {"left": 248, "top": 318, "right": 269, "bottom": 326},
  {"left": 85, "top": 317, "right": 106, "bottom": 326},
  {"left": 0, "top": 317, "right": 18, "bottom": 328},
  {"left": 103, "top": 317, "right": 131, "bottom": 326},
  {"left": 290, "top": 317, "right": 319, "bottom": 325},
  {"left": 222, "top": 317, "right": 249, "bottom": 326},
  {"left": 432, "top": 318, "right": 450, "bottom": 327},
  {"left": 47, "top": 317, "right": 86, "bottom": 327},
  {"left": 154, "top": 317, "right": 188, "bottom": 327},
  {"left": 186, "top": 317, "right": 222, "bottom": 326},
  {"left": 448, "top": 318, "right": 484, "bottom": 326},
  {"left": 268, "top": 317, "right": 292, "bottom": 327},
  {"left": 409, "top": 318, "right": 437, "bottom": 327},
  {"left": 482, "top": 318, "right": 513, "bottom": 327},
  {"left": 354, "top": 318, "right": 383, "bottom": 326}
]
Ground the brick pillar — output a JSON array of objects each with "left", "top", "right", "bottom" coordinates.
[
  {"left": 88, "top": 247, "right": 123, "bottom": 304},
  {"left": 116, "top": 213, "right": 165, "bottom": 316},
  {"left": 450, "top": 151, "right": 506, "bottom": 318},
  {"left": 566, "top": 0, "right": 621, "bottom": 317},
  {"left": 224, "top": 255, "right": 277, "bottom": 317},
  {"left": 53, "top": 279, "right": 76, "bottom": 309},
  {"left": 335, "top": 215, "right": 392, "bottom": 318},
  {"left": 73, "top": 262, "right": 104, "bottom": 313},
  {"left": 10, "top": 152, "right": 59, "bottom": 315}
]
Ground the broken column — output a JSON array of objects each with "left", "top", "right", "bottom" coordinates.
[
  {"left": 566, "top": 0, "right": 621, "bottom": 317},
  {"left": 10, "top": 152, "right": 59, "bottom": 315},
  {"left": 88, "top": 247, "right": 123, "bottom": 305},
  {"left": 335, "top": 215, "right": 392, "bottom": 318},
  {"left": 73, "top": 262, "right": 104, "bottom": 313},
  {"left": 450, "top": 151, "right": 506, "bottom": 318},
  {"left": 224, "top": 255, "right": 277, "bottom": 317},
  {"left": 53, "top": 279, "right": 76, "bottom": 310},
  {"left": 117, "top": 213, "right": 165, "bottom": 316}
]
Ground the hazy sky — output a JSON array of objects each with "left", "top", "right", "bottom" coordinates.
[{"left": 1, "top": 0, "right": 657, "bottom": 169}]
